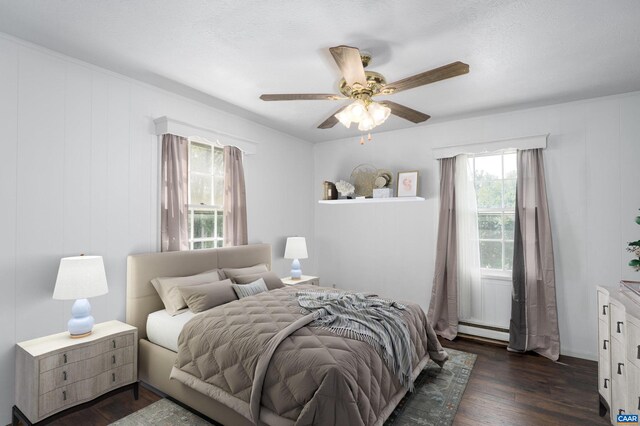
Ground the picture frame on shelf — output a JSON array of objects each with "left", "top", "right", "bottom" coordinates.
[{"left": 397, "top": 170, "right": 419, "bottom": 197}]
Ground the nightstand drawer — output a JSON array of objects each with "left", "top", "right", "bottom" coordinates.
[
  {"left": 39, "top": 343, "right": 103, "bottom": 373},
  {"left": 37, "top": 363, "right": 133, "bottom": 418},
  {"left": 100, "top": 333, "right": 134, "bottom": 352},
  {"left": 39, "top": 346, "right": 134, "bottom": 394},
  {"left": 598, "top": 289, "right": 610, "bottom": 322}
]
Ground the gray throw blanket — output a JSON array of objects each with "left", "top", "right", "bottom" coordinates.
[{"left": 297, "top": 290, "right": 415, "bottom": 390}]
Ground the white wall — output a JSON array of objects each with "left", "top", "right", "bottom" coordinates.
[
  {"left": 314, "top": 91, "right": 640, "bottom": 361},
  {"left": 0, "top": 33, "right": 315, "bottom": 423}
]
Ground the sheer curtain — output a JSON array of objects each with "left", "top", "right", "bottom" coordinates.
[
  {"left": 160, "top": 134, "right": 189, "bottom": 252},
  {"left": 455, "top": 155, "right": 482, "bottom": 323}
]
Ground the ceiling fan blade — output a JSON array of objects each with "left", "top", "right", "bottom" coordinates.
[
  {"left": 329, "top": 45, "right": 367, "bottom": 87},
  {"left": 380, "top": 101, "right": 430, "bottom": 123},
  {"left": 318, "top": 105, "right": 348, "bottom": 129},
  {"left": 260, "top": 94, "right": 345, "bottom": 101},
  {"left": 383, "top": 61, "right": 469, "bottom": 94}
]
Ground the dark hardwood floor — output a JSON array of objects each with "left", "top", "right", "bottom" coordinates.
[{"left": 28, "top": 337, "right": 608, "bottom": 426}]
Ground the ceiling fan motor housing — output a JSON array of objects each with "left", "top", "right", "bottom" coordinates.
[{"left": 338, "top": 71, "right": 389, "bottom": 101}]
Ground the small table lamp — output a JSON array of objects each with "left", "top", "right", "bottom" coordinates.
[
  {"left": 284, "top": 237, "right": 308, "bottom": 280},
  {"left": 53, "top": 256, "right": 109, "bottom": 338}
]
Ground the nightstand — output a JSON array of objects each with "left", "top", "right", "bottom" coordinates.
[
  {"left": 282, "top": 275, "right": 320, "bottom": 286},
  {"left": 13, "top": 320, "right": 138, "bottom": 425}
]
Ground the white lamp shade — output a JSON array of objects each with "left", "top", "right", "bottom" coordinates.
[
  {"left": 284, "top": 237, "right": 308, "bottom": 259},
  {"left": 53, "top": 256, "right": 109, "bottom": 300}
]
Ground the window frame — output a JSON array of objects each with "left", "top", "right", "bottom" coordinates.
[
  {"left": 187, "top": 138, "right": 225, "bottom": 250},
  {"left": 470, "top": 151, "right": 517, "bottom": 277}
]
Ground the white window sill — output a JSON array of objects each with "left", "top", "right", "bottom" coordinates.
[{"left": 481, "top": 271, "right": 513, "bottom": 281}]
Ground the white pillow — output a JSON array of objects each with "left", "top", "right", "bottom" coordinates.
[{"left": 232, "top": 278, "right": 269, "bottom": 299}]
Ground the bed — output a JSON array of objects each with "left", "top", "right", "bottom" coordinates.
[{"left": 126, "top": 244, "right": 446, "bottom": 426}]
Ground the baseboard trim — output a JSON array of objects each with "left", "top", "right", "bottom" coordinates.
[{"left": 458, "top": 324, "right": 509, "bottom": 342}]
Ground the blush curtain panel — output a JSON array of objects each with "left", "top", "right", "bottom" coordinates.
[
  {"left": 428, "top": 157, "right": 458, "bottom": 340},
  {"left": 223, "top": 145, "right": 248, "bottom": 246},
  {"left": 160, "top": 134, "right": 189, "bottom": 252},
  {"left": 508, "top": 148, "right": 560, "bottom": 361}
]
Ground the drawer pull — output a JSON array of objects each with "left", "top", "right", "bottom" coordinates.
[
  {"left": 603, "top": 339, "right": 608, "bottom": 350},
  {"left": 637, "top": 345, "right": 640, "bottom": 359},
  {"left": 63, "top": 371, "right": 67, "bottom": 381},
  {"left": 604, "top": 378, "right": 609, "bottom": 388},
  {"left": 63, "top": 353, "right": 67, "bottom": 364},
  {"left": 620, "top": 409, "right": 626, "bottom": 415},
  {"left": 602, "top": 305, "right": 607, "bottom": 315},
  {"left": 112, "top": 372, "right": 116, "bottom": 382},
  {"left": 618, "top": 362, "right": 624, "bottom": 375},
  {"left": 112, "top": 339, "right": 116, "bottom": 349},
  {"left": 638, "top": 396, "right": 640, "bottom": 410},
  {"left": 617, "top": 321, "right": 623, "bottom": 333},
  {"left": 62, "top": 390, "right": 66, "bottom": 401},
  {"left": 112, "top": 355, "right": 116, "bottom": 364}
]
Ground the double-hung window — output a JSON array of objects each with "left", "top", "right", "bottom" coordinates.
[
  {"left": 471, "top": 152, "right": 517, "bottom": 274},
  {"left": 188, "top": 140, "right": 224, "bottom": 249}
]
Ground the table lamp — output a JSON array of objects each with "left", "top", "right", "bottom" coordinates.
[
  {"left": 53, "top": 255, "right": 109, "bottom": 338},
  {"left": 284, "top": 237, "right": 308, "bottom": 280}
]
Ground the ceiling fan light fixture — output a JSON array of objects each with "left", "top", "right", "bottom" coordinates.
[
  {"left": 357, "top": 114, "right": 375, "bottom": 132},
  {"left": 368, "top": 102, "right": 391, "bottom": 126},
  {"left": 335, "top": 109, "right": 352, "bottom": 128}
]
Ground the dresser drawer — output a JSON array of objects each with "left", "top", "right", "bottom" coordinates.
[
  {"left": 627, "top": 318, "right": 640, "bottom": 369},
  {"left": 100, "top": 363, "right": 134, "bottom": 392},
  {"left": 598, "top": 290, "right": 610, "bottom": 322},
  {"left": 599, "top": 319, "right": 611, "bottom": 361},
  {"left": 629, "top": 363, "right": 640, "bottom": 414},
  {"left": 39, "top": 346, "right": 134, "bottom": 394},
  {"left": 611, "top": 337, "right": 629, "bottom": 418},
  {"left": 599, "top": 351, "right": 612, "bottom": 405},
  {"left": 610, "top": 300, "right": 626, "bottom": 343}
]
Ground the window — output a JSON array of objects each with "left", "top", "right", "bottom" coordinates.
[
  {"left": 188, "top": 140, "right": 224, "bottom": 249},
  {"left": 471, "top": 152, "right": 517, "bottom": 273}
]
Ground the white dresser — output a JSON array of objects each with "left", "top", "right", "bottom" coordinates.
[
  {"left": 13, "top": 320, "right": 138, "bottom": 425},
  {"left": 597, "top": 284, "right": 640, "bottom": 423}
]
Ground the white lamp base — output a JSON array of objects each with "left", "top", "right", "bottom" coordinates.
[
  {"left": 290, "top": 258, "right": 302, "bottom": 279},
  {"left": 68, "top": 298, "right": 95, "bottom": 338}
]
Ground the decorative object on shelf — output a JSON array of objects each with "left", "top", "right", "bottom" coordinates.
[
  {"left": 335, "top": 180, "right": 355, "bottom": 198},
  {"left": 322, "top": 181, "right": 338, "bottom": 200},
  {"left": 627, "top": 209, "right": 640, "bottom": 271},
  {"left": 397, "top": 170, "right": 419, "bottom": 197},
  {"left": 373, "top": 188, "right": 393, "bottom": 198},
  {"left": 375, "top": 169, "right": 393, "bottom": 188},
  {"left": 53, "top": 255, "right": 109, "bottom": 338},
  {"left": 350, "top": 163, "right": 378, "bottom": 197},
  {"left": 284, "top": 237, "right": 308, "bottom": 280}
]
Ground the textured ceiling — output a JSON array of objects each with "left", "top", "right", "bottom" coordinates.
[{"left": 1, "top": 0, "right": 639, "bottom": 142}]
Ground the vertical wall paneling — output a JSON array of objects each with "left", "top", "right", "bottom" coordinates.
[
  {"left": 15, "top": 48, "right": 66, "bottom": 341},
  {"left": 0, "top": 38, "right": 18, "bottom": 425},
  {"left": 106, "top": 77, "right": 131, "bottom": 322},
  {"left": 620, "top": 96, "right": 640, "bottom": 281}
]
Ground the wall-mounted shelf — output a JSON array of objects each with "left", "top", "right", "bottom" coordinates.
[{"left": 318, "top": 197, "right": 425, "bottom": 205}]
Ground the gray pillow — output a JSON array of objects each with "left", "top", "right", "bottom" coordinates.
[
  {"left": 178, "top": 279, "right": 237, "bottom": 313},
  {"left": 233, "top": 271, "right": 284, "bottom": 290},
  {"left": 151, "top": 269, "right": 222, "bottom": 316},
  {"left": 232, "top": 278, "right": 269, "bottom": 299},
  {"left": 222, "top": 264, "right": 268, "bottom": 280}
]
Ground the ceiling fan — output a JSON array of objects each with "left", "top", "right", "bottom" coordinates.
[{"left": 260, "top": 45, "right": 469, "bottom": 138}]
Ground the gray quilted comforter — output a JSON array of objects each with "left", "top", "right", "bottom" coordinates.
[{"left": 170, "top": 285, "right": 448, "bottom": 426}]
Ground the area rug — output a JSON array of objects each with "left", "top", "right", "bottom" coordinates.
[{"left": 111, "top": 348, "right": 475, "bottom": 426}]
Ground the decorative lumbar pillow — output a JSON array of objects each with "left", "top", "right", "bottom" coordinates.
[
  {"left": 222, "top": 264, "right": 269, "bottom": 280},
  {"left": 151, "top": 269, "right": 222, "bottom": 315},
  {"left": 232, "top": 278, "right": 269, "bottom": 299},
  {"left": 178, "top": 279, "right": 237, "bottom": 313},
  {"left": 233, "top": 271, "right": 284, "bottom": 290}
]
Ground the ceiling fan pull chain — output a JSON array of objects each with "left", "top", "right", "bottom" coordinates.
[
  {"left": 359, "top": 136, "right": 365, "bottom": 145},
  {"left": 368, "top": 133, "right": 372, "bottom": 141}
]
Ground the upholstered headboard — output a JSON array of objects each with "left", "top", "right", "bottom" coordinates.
[{"left": 126, "top": 244, "right": 272, "bottom": 339}]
